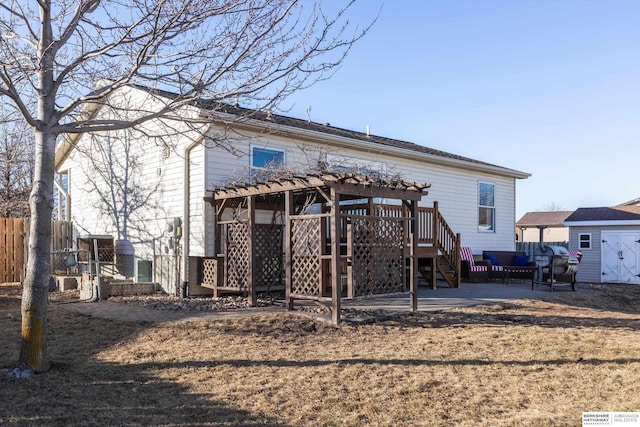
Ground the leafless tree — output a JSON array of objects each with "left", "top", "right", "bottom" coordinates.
[
  {"left": 538, "top": 202, "right": 567, "bottom": 212},
  {"left": 0, "top": 0, "right": 374, "bottom": 372},
  {"left": 0, "top": 116, "right": 33, "bottom": 217}
]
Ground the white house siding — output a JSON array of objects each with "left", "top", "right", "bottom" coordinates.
[
  {"left": 202, "top": 126, "right": 520, "bottom": 256},
  {"left": 416, "top": 166, "right": 517, "bottom": 254},
  {"left": 60, "top": 129, "right": 184, "bottom": 288},
  {"left": 57, "top": 88, "right": 207, "bottom": 292}
]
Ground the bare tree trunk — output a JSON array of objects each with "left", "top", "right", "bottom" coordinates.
[
  {"left": 20, "top": 9, "right": 56, "bottom": 370},
  {"left": 20, "top": 130, "right": 55, "bottom": 371}
]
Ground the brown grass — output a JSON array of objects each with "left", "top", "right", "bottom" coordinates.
[{"left": 1, "top": 282, "right": 639, "bottom": 426}]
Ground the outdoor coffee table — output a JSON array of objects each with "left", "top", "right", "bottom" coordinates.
[{"left": 502, "top": 266, "right": 536, "bottom": 287}]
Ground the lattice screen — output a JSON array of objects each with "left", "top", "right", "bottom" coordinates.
[
  {"left": 201, "top": 258, "right": 217, "bottom": 287},
  {"left": 225, "top": 222, "right": 249, "bottom": 290},
  {"left": 349, "top": 216, "right": 406, "bottom": 297},
  {"left": 255, "top": 224, "right": 284, "bottom": 289},
  {"left": 291, "top": 217, "right": 322, "bottom": 296}
]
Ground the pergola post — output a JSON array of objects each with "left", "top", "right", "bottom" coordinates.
[
  {"left": 409, "top": 200, "right": 418, "bottom": 312},
  {"left": 330, "top": 187, "right": 341, "bottom": 325},
  {"left": 284, "top": 190, "right": 294, "bottom": 310},
  {"left": 247, "top": 195, "right": 256, "bottom": 306},
  {"left": 455, "top": 232, "right": 462, "bottom": 288},
  {"left": 213, "top": 200, "right": 222, "bottom": 298}
]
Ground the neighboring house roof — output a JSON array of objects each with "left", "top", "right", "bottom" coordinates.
[
  {"left": 564, "top": 206, "right": 640, "bottom": 226},
  {"left": 55, "top": 84, "right": 531, "bottom": 180},
  {"left": 516, "top": 211, "right": 573, "bottom": 228},
  {"left": 617, "top": 197, "right": 640, "bottom": 206}
]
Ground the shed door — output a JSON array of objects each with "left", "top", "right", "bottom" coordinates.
[{"left": 601, "top": 232, "right": 640, "bottom": 284}]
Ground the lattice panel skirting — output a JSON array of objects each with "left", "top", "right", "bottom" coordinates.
[
  {"left": 225, "top": 222, "right": 249, "bottom": 290},
  {"left": 201, "top": 258, "right": 218, "bottom": 288},
  {"left": 291, "top": 217, "right": 322, "bottom": 296},
  {"left": 349, "top": 216, "right": 406, "bottom": 297}
]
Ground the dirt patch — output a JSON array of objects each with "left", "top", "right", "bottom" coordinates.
[{"left": 1, "top": 282, "right": 639, "bottom": 426}]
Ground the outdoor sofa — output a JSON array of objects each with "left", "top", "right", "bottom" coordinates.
[{"left": 482, "top": 250, "right": 536, "bottom": 285}]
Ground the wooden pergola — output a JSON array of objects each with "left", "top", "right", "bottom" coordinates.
[{"left": 204, "top": 173, "right": 430, "bottom": 325}]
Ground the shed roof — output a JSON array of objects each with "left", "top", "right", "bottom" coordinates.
[
  {"left": 516, "top": 211, "right": 573, "bottom": 227},
  {"left": 564, "top": 206, "right": 640, "bottom": 223}
]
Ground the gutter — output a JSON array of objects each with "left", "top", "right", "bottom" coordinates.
[{"left": 564, "top": 220, "right": 640, "bottom": 227}]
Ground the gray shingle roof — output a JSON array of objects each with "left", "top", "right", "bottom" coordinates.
[
  {"left": 214, "top": 104, "right": 516, "bottom": 171},
  {"left": 564, "top": 206, "right": 640, "bottom": 222},
  {"left": 140, "top": 85, "right": 528, "bottom": 177}
]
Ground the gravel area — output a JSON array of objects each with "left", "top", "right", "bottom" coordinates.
[
  {"left": 103, "top": 291, "right": 390, "bottom": 321},
  {"left": 106, "top": 292, "right": 285, "bottom": 312}
]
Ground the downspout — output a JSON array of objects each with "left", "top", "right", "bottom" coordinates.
[{"left": 182, "top": 124, "right": 212, "bottom": 296}]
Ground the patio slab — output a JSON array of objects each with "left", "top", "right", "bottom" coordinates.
[{"left": 341, "top": 280, "right": 579, "bottom": 313}]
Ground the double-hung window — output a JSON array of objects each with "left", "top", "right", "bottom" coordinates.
[{"left": 478, "top": 181, "right": 495, "bottom": 232}]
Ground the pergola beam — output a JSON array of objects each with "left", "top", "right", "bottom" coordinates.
[{"left": 209, "top": 173, "right": 430, "bottom": 202}]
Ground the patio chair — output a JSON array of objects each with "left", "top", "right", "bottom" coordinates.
[{"left": 459, "top": 246, "right": 490, "bottom": 282}]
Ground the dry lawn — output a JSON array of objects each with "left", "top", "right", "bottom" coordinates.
[{"left": 1, "top": 282, "right": 639, "bottom": 426}]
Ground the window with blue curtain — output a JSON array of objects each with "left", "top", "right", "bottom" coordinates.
[{"left": 252, "top": 147, "right": 284, "bottom": 169}]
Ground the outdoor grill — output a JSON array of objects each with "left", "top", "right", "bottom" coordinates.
[
  {"left": 533, "top": 244, "right": 578, "bottom": 277},
  {"left": 532, "top": 225, "right": 581, "bottom": 290}
]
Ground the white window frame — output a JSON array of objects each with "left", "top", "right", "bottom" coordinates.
[
  {"left": 478, "top": 181, "right": 495, "bottom": 232},
  {"left": 578, "top": 233, "right": 592, "bottom": 250}
]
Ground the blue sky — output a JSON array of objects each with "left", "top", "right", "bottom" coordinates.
[{"left": 283, "top": 0, "right": 640, "bottom": 218}]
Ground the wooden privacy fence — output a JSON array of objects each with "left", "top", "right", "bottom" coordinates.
[
  {"left": 0, "top": 218, "right": 74, "bottom": 283},
  {"left": 0, "top": 218, "right": 26, "bottom": 283}
]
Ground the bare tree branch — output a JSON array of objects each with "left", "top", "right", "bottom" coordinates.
[
  {"left": 0, "top": 0, "right": 376, "bottom": 372},
  {"left": 0, "top": 114, "right": 33, "bottom": 217}
]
